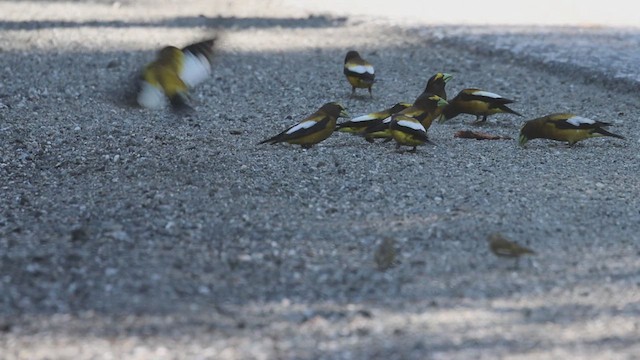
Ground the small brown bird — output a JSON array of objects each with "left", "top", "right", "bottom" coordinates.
[
  {"left": 258, "top": 102, "right": 348, "bottom": 148},
  {"left": 488, "top": 233, "right": 535, "bottom": 267},
  {"left": 439, "top": 88, "right": 521, "bottom": 124},
  {"left": 519, "top": 113, "right": 625, "bottom": 147},
  {"left": 374, "top": 238, "right": 398, "bottom": 271},
  {"left": 343, "top": 50, "right": 375, "bottom": 97}
]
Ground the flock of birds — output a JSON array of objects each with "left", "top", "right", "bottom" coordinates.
[
  {"left": 135, "top": 38, "right": 626, "bottom": 265},
  {"left": 136, "top": 38, "right": 625, "bottom": 153}
]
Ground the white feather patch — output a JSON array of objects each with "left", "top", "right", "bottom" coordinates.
[
  {"left": 137, "top": 81, "right": 166, "bottom": 109},
  {"left": 286, "top": 120, "right": 316, "bottom": 134},
  {"left": 397, "top": 120, "right": 426, "bottom": 132},
  {"left": 382, "top": 116, "right": 392, "bottom": 124},
  {"left": 566, "top": 116, "right": 595, "bottom": 127},
  {"left": 472, "top": 90, "right": 503, "bottom": 99},
  {"left": 350, "top": 114, "right": 376, "bottom": 122},
  {"left": 180, "top": 51, "right": 212, "bottom": 88},
  {"left": 347, "top": 64, "right": 374, "bottom": 75}
]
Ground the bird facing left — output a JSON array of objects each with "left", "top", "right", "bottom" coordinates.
[{"left": 259, "top": 102, "right": 349, "bottom": 149}]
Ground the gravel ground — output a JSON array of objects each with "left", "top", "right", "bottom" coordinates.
[{"left": 1, "top": 1, "right": 640, "bottom": 359}]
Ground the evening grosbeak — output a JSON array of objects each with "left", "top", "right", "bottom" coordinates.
[
  {"left": 137, "top": 38, "right": 216, "bottom": 110},
  {"left": 344, "top": 50, "right": 375, "bottom": 97},
  {"left": 335, "top": 102, "right": 411, "bottom": 134},
  {"left": 519, "top": 113, "right": 625, "bottom": 147},
  {"left": 439, "top": 88, "right": 521, "bottom": 124},
  {"left": 259, "top": 102, "right": 349, "bottom": 148}
]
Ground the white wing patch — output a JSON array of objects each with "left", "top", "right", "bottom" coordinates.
[
  {"left": 137, "top": 81, "right": 166, "bottom": 109},
  {"left": 472, "top": 90, "right": 503, "bottom": 99},
  {"left": 180, "top": 51, "right": 212, "bottom": 88},
  {"left": 286, "top": 120, "right": 317, "bottom": 134},
  {"left": 397, "top": 120, "right": 426, "bottom": 132},
  {"left": 350, "top": 114, "right": 375, "bottom": 122},
  {"left": 566, "top": 116, "right": 595, "bottom": 127},
  {"left": 347, "top": 64, "right": 374, "bottom": 75},
  {"left": 382, "top": 116, "right": 392, "bottom": 124}
]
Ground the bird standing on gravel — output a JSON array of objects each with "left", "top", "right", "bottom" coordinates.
[
  {"left": 488, "top": 233, "right": 535, "bottom": 267},
  {"left": 362, "top": 93, "right": 447, "bottom": 142},
  {"left": 137, "top": 38, "right": 216, "bottom": 110},
  {"left": 519, "top": 113, "right": 625, "bottom": 147},
  {"left": 258, "top": 102, "right": 349, "bottom": 148},
  {"left": 335, "top": 102, "right": 411, "bottom": 134},
  {"left": 389, "top": 114, "right": 433, "bottom": 152},
  {"left": 343, "top": 50, "right": 375, "bottom": 97},
  {"left": 439, "top": 88, "right": 521, "bottom": 124}
]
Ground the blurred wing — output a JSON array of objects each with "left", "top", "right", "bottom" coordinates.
[
  {"left": 137, "top": 81, "right": 166, "bottom": 109},
  {"left": 180, "top": 51, "right": 212, "bottom": 88}
]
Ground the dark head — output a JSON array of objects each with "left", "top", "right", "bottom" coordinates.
[
  {"left": 518, "top": 120, "right": 539, "bottom": 147},
  {"left": 321, "top": 102, "right": 350, "bottom": 118},
  {"left": 424, "top": 72, "right": 453, "bottom": 99},
  {"left": 344, "top": 50, "right": 361, "bottom": 63}
]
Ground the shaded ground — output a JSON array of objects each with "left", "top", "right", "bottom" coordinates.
[{"left": 1, "top": 1, "right": 639, "bottom": 359}]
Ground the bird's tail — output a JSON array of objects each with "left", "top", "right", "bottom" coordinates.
[
  {"left": 500, "top": 104, "right": 522, "bottom": 116},
  {"left": 170, "top": 93, "right": 194, "bottom": 112},
  {"left": 595, "top": 127, "right": 625, "bottom": 140}
]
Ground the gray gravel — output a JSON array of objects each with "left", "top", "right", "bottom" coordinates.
[{"left": 1, "top": 1, "right": 640, "bottom": 359}]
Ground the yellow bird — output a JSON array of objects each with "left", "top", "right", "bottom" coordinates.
[
  {"left": 363, "top": 93, "right": 447, "bottom": 142},
  {"left": 519, "top": 113, "right": 625, "bottom": 147},
  {"left": 439, "top": 88, "right": 521, "bottom": 124},
  {"left": 137, "top": 38, "right": 216, "bottom": 110},
  {"left": 343, "top": 50, "right": 375, "bottom": 97},
  {"left": 259, "top": 102, "right": 348, "bottom": 148},
  {"left": 417, "top": 94, "right": 448, "bottom": 132},
  {"left": 335, "top": 102, "right": 411, "bottom": 134},
  {"left": 389, "top": 114, "right": 433, "bottom": 152}
]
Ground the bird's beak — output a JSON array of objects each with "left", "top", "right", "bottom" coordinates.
[
  {"left": 518, "top": 134, "right": 528, "bottom": 147},
  {"left": 436, "top": 98, "right": 448, "bottom": 108},
  {"left": 340, "top": 109, "right": 350, "bottom": 118},
  {"left": 442, "top": 73, "right": 453, "bottom": 83}
]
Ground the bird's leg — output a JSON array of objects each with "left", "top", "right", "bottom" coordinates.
[
  {"left": 409, "top": 146, "right": 417, "bottom": 153},
  {"left": 301, "top": 144, "right": 313, "bottom": 149},
  {"left": 382, "top": 138, "right": 393, "bottom": 143},
  {"left": 350, "top": 87, "right": 356, "bottom": 97},
  {"left": 368, "top": 87, "right": 373, "bottom": 98},
  {"left": 471, "top": 115, "right": 487, "bottom": 126}
]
